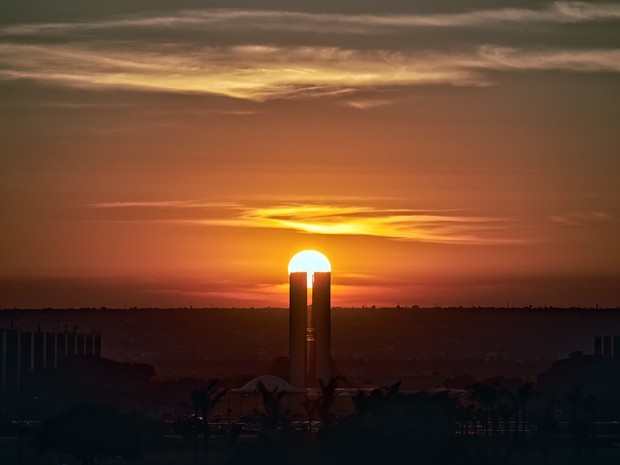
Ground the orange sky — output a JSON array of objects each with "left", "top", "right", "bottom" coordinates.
[{"left": 1, "top": 1, "right": 619, "bottom": 308}]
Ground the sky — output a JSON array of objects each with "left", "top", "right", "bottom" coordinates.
[{"left": 1, "top": 1, "right": 619, "bottom": 308}]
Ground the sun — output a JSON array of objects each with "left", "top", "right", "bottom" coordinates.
[{"left": 288, "top": 250, "right": 331, "bottom": 287}]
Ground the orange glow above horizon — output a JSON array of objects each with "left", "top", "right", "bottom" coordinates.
[{"left": 1, "top": 3, "right": 619, "bottom": 309}]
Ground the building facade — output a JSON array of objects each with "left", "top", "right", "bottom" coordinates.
[
  {"left": 289, "top": 271, "right": 331, "bottom": 389},
  {"left": 1, "top": 327, "right": 102, "bottom": 391}
]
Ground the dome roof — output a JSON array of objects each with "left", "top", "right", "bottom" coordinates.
[{"left": 238, "top": 375, "right": 299, "bottom": 392}]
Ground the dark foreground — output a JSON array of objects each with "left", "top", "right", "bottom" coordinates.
[
  {"left": 4, "top": 436, "right": 620, "bottom": 465},
  {"left": 4, "top": 372, "right": 620, "bottom": 465}
]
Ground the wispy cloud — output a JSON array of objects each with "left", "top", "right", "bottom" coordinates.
[
  {"left": 343, "top": 99, "right": 393, "bottom": 109},
  {"left": 1, "top": 42, "right": 618, "bottom": 101},
  {"left": 1, "top": 2, "right": 619, "bottom": 37},
  {"left": 93, "top": 200, "right": 528, "bottom": 245},
  {"left": 0, "top": 43, "right": 479, "bottom": 100},
  {"left": 91, "top": 200, "right": 241, "bottom": 209},
  {"left": 238, "top": 204, "right": 528, "bottom": 244},
  {"left": 1, "top": 102, "right": 136, "bottom": 109},
  {"left": 1, "top": 2, "right": 619, "bottom": 101},
  {"left": 477, "top": 46, "right": 620, "bottom": 72},
  {"left": 550, "top": 211, "right": 616, "bottom": 225},
  {"left": 142, "top": 281, "right": 285, "bottom": 306}
]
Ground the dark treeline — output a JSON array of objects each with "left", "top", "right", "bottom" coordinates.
[
  {"left": 23, "top": 364, "right": 620, "bottom": 465},
  {"left": 2, "top": 347, "right": 620, "bottom": 463},
  {"left": 2, "top": 307, "right": 619, "bottom": 374}
]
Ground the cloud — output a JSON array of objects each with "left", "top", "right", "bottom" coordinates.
[
  {"left": 0, "top": 43, "right": 481, "bottom": 100},
  {"left": 1, "top": 41, "right": 618, "bottom": 101},
  {"left": 477, "top": 46, "right": 620, "bottom": 72},
  {"left": 93, "top": 200, "right": 528, "bottom": 245},
  {"left": 236, "top": 204, "right": 525, "bottom": 244},
  {"left": 2, "top": 2, "right": 620, "bottom": 37},
  {"left": 550, "top": 211, "right": 616, "bottom": 225},
  {"left": 141, "top": 281, "right": 286, "bottom": 306},
  {"left": 343, "top": 99, "right": 393, "bottom": 109},
  {"left": 91, "top": 200, "right": 241, "bottom": 209},
  {"left": 1, "top": 102, "right": 136, "bottom": 109},
  {"left": 1, "top": 2, "right": 619, "bottom": 101}
]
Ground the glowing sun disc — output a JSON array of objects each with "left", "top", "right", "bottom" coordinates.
[{"left": 288, "top": 250, "right": 331, "bottom": 287}]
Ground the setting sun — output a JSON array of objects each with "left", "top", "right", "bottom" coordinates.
[
  {"left": 288, "top": 250, "right": 331, "bottom": 287},
  {"left": 1, "top": 1, "right": 619, "bottom": 310}
]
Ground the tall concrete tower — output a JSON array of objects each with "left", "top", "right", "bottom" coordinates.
[
  {"left": 312, "top": 272, "right": 331, "bottom": 385},
  {"left": 288, "top": 251, "right": 332, "bottom": 389},
  {"left": 289, "top": 272, "right": 307, "bottom": 389}
]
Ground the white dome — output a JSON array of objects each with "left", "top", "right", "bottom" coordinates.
[{"left": 238, "top": 375, "right": 299, "bottom": 392}]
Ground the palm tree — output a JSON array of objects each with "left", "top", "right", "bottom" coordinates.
[
  {"left": 536, "top": 394, "right": 559, "bottom": 460},
  {"left": 351, "top": 380, "right": 401, "bottom": 429},
  {"left": 489, "top": 408, "right": 499, "bottom": 453},
  {"left": 256, "top": 379, "right": 292, "bottom": 435},
  {"left": 317, "top": 376, "right": 347, "bottom": 430},
  {"left": 455, "top": 404, "right": 475, "bottom": 437},
  {"left": 516, "top": 382, "right": 534, "bottom": 443},
  {"left": 587, "top": 394, "right": 598, "bottom": 459},
  {"left": 191, "top": 379, "right": 228, "bottom": 464},
  {"left": 301, "top": 394, "right": 319, "bottom": 435},
  {"left": 565, "top": 385, "right": 590, "bottom": 458},
  {"left": 497, "top": 389, "right": 516, "bottom": 449},
  {"left": 468, "top": 382, "right": 499, "bottom": 444},
  {"left": 468, "top": 381, "right": 506, "bottom": 457}
]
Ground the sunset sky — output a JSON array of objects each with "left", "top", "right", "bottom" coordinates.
[{"left": 1, "top": 1, "right": 619, "bottom": 308}]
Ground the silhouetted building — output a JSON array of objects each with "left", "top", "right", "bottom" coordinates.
[
  {"left": 289, "top": 270, "right": 332, "bottom": 389},
  {"left": 603, "top": 336, "right": 613, "bottom": 357},
  {"left": 313, "top": 272, "right": 331, "bottom": 385},
  {"left": 593, "top": 335, "right": 620, "bottom": 358},
  {"left": 1, "top": 327, "right": 102, "bottom": 391},
  {"left": 594, "top": 336, "right": 603, "bottom": 357},
  {"left": 289, "top": 272, "right": 308, "bottom": 389}
]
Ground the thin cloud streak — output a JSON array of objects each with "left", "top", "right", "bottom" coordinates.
[
  {"left": 91, "top": 200, "right": 241, "bottom": 209},
  {"left": 344, "top": 99, "right": 393, "bottom": 109},
  {"left": 550, "top": 211, "right": 616, "bottom": 225},
  {"left": 2, "top": 2, "right": 620, "bottom": 37},
  {"left": 93, "top": 201, "right": 530, "bottom": 245},
  {"left": 477, "top": 46, "right": 620, "bottom": 72},
  {"left": 1, "top": 43, "right": 619, "bottom": 100}
]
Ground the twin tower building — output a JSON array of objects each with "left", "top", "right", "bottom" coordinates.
[{"left": 289, "top": 271, "right": 331, "bottom": 389}]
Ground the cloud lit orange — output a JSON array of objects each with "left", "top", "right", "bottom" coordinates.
[{"left": 1, "top": 1, "right": 619, "bottom": 309}]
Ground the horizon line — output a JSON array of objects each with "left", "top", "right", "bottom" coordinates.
[{"left": 1, "top": 305, "right": 619, "bottom": 311}]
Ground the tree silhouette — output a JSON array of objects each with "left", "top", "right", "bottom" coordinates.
[
  {"left": 516, "top": 381, "right": 534, "bottom": 444},
  {"left": 535, "top": 394, "right": 559, "bottom": 460},
  {"left": 455, "top": 403, "right": 475, "bottom": 437},
  {"left": 564, "top": 385, "right": 598, "bottom": 458},
  {"left": 301, "top": 394, "right": 319, "bottom": 435},
  {"left": 173, "top": 414, "right": 199, "bottom": 448},
  {"left": 468, "top": 381, "right": 499, "bottom": 446},
  {"left": 316, "top": 376, "right": 347, "bottom": 430},
  {"left": 191, "top": 379, "right": 228, "bottom": 464},
  {"left": 497, "top": 388, "right": 517, "bottom": 451},
  {"left": 328, "top": 382, "right": 458, "bottom": 464},
  {"left": 256, "top": 379, "right": 292, "bottom": 436}
]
